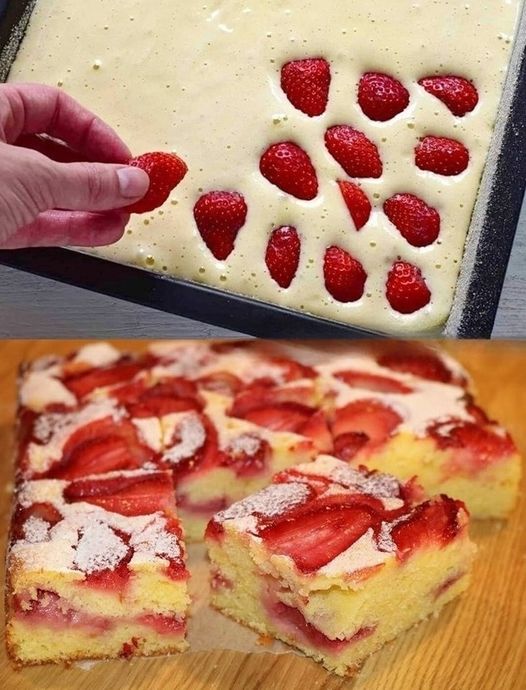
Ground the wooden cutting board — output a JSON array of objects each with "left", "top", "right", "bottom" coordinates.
[{"left": 0, "top": 340, "right": 524, "bottom": 690}]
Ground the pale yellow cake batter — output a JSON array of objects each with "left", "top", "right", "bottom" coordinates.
[{"left": 8, "top": 1, "right": 523, "bottom": 333}]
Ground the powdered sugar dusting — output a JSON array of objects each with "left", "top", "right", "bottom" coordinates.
[
  {"left": 228, "top": 434, "right": 261, "bottom": 456},
  {"left": 74, "top": 522, "right": 129, "bottom": 574},
  {"left": 22, "top": 516, "right": 50, "bottom": 543},
  {"left": 19, "top": 372, "right": 77, "bottom": 413},
  {"left": 215, "top": 482, "right": 311, "bottom": 523},
  {"left": 130, "top": 515, "right": 181, "bottom": 560},
  {"left": 164, "top": 412, "right": 206, "bottom": 464},
  {"left": 331, "top": 464, "right": 401, "bottom": 499}
]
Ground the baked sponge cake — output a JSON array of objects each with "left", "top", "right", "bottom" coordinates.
[
  {"left": 315, "top": 347, "right": 521, "bottom": 518},
  {"left": 6, "top": 470, "right": 189, "bottom": 666},
  {"left": 206, "top": 455, "right": 476, "bottom": 677}
]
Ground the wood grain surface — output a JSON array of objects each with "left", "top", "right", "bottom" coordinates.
[
  {"left": 0, "top": 197, "right": 524, "bottom": 339},
  {"left": 0, "top": 340, "right": 524, "bottom": 690}
]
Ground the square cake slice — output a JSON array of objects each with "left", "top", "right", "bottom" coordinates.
[
  {"left": 206, "top": 455, "right": 476, "bottom": 677},
  {"left": 6, "top": 470, "right": 189, "bottom": 666},
  {"left": 315, "top": 346, "right": 521, "bottom": 518}
]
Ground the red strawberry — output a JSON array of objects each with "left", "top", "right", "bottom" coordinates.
[
  {"left": 323, "top": 245, "right": 367, "bottom": 303},
  {"left": 197, "top": 371, "right": 243, "bottom": 396},
  {"left": 298, "top": 410, "right": 333, "bottom": 452},
  {"left": 260, "top": 499, "right": 374, "bottom": 572},
  {"left": 337, "top": 181, "right": 371, "bottom": 230},
  {"left": 418, "top": 76, "right": 478, "bottom": 117},
  {"left": 332, "top": 399, "right": 402, "bottom": 444},
  {"left": 243, "top": 403, "right": 314, "bottom": 433},
  {"left": 391, "top": 497, "right": 464, "bottom": 560},
  {"left": 64, "top": 472, "right": 175, "bottom": 516},
  {"left": 415, "top": 136, "right": 469, "bottom": 176},
  {"left": 281, "top": 58, "right": 331, "bottom": 117},
  {"left": 358, "top": 72, "right": 410, "bottom": 121},
  {"left": 194, "top": 191, "right": 248, "bottom": 260},
  {"left": 429, "top": 420, "right": 515, "bottom": 461},
  {"left": 65, "top": 361, "right": 144, "bottom": 399},
  {"left": 333, "top": 432, "right": 369, "bottom": 461},
  {"left": 325, "top": 125, "right": 383, "bottom": 178},
  {"left": 51, "top": 418, "right": 153, "bottom": 480},
  {"left": 386, "top": 261, "right": 431, "bottom": 314},
  {"left": 383, "top": 193, "right": 440, "bottom": 247},
  {"left": 334, "top": 370, "right": 412, "bottom": 394},
  {"left": 268, "top": 357, "right": 317, "bottom": 382},
  {"left": 221, "top": 435, "right": 270, "bottom": 478},
  {"left": 265, "top": 226, "right": 301, "bottom": 288},
  {"left": 126, "top": 152, "right": 188, "bottom": 214},
  {"left": 377, "top": 350, "right": 453, "bottom": 384},
  {"left": 260, "top": 142, "right": 318, "bottom": 200}
]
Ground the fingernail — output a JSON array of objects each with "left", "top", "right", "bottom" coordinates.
[{"left": 117, "top": 167, "right": 149, "bottom": 198}]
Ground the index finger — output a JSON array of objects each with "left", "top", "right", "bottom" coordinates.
[{"left": 0, "top": 82, "right": 131, "bottom": 163}]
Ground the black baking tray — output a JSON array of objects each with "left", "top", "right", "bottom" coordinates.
[{"left": 1, "top": 0, "right": 525, "bottom": 339}]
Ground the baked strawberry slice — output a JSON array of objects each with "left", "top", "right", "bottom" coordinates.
[
  {"left": 386, "top": 260, "right": 431, "bottom": 314},
  {"left": 418, "top": 75, "right": 478, "bottom": 117},
  {"left": 196, "top": 371, "right": 243, "bottom": 396},
  {"left": 221, "top": 435, "right": 271, "bottom": 478},
  {"left": 358, "top": 72, "right": 410, "bottom": 121},
  {"left": 391, "top": 496, "right": 464, "bottom": 561},
  {"left": 298, "top": 410, "right": 333, "bottom": 452},
  {"left": 194, "top": 191, "right": 248, "bottom": 260},
  {"left": 64, "top": 472, "right": 175, "bottom": 516},
  {"left": 129, "top": 378, "right": 202, "bottom": 418},
  {"left": 323, "top": 245, "right": 367, "bottom": 302},
  {"left": 51, "top": 417, "right": 153, "bottom": 480},
  {"left": 333, "top": 431, "right": 370, "bottom": 461},
  {"left": 337, "top": 181, "right": 371, "bottom": 230},
  {"left": 260, "top": 501, "right": 375, "bottom": 572},
  {"left": 377, "top": 350, "right": 454, "bottom": 384},
  {"left": 265, "top": 226, "right": 301, "bottom": 288},
  {"left": 65, "top": 360, "right": 144, "bottom": 399},
  {"left": 12, "top": 502, "right": 63, "bottom": 541},
  {"left": 332, "top": 399, "right": 402, "bottom": 445},
  {"left": 243, "top": 403, "right": 315, "bottom": 433},
  {"left": 125, "top": 152, "right": 188, "bottom": 214},
  {"left": 334, "top": 370, "right": 412, "bottom": 394},
  {"left": 268, "top": 357, "right": 317, "bottom": 382},
  {"left": 230, "top": 384, "right": 315, "bottom": 418},
  {"left": 260, "top": 142, "right": 318, "bottom": 200},
  {"left": 281, "top": 57, "right": 331, "bottom": 117},
  {"left": 325, "top": 126, "right": 382, "bottom": 178},
  {"left": 383, "top": 193, "right": 440, "bottom": 247},
  {"left": 415, "top": 136, "right": 469, "bottom": 176}
]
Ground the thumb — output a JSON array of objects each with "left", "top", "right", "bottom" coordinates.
[{"left": 46, "top": 160, "right": 150, "bottom": 212}]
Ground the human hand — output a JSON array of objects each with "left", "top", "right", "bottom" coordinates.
[{"left": 0, "top": 83, "right": 149, "bottom": 248}]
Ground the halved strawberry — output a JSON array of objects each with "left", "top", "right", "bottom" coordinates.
[
  {"left": 193, "top": 191, "right": 248, "bottom": 260},
  {"left": 51, "top": 417, "right": 153, "bottom": 480},
  {"left": 415, "top": 136, "right": 469, "bottom": 176},
  {"left": 391, "top": 496, "right": 464, "bottom": 560},
  {"left": 334, "top": 370, "right": 412, "bottom": 394},
  {"left": 323, "top": 245, "right": 367, "bottom": 302},
  {"left": 64, "top": 472, "right": 175, "bottom": 516},
  {"left": 418, "top": 76, "right": 478, "bottom": 117},
  {"left": 221, "top": 435, "right": 270, "bottom": 478},
  {"left": 243, "top": 403, "right": 315, "bottom": 433},
  {"left": 230, "top": 384, "right": 315, "bottom": 418},
  {"left": 333, "top": 432, "right": 369, "bottom": 461},
  {"left": 358, "top": 72, "right": 409, "bottom": 121},
  {"left": 281, "top": 58, "right": 331, "bottom": 117},
  {"left": 383, "top": 193, "right": 440, "bottom": 247},
  {"left": 377, "top": 350, "right": 453, "bottom": 384},
  {"left": 332, "top": 399, "right": 402, "bottom": 445},
  {"left": 428, "top": 419, "right": 515, "bottom": 467},
  {"left": 298, "top": 410, "right": 333, "bottom": 452},
  {"left": 260, "top": 499, "right": 375, "bottom": 572},
  {"left": 65, "top": 361, "right": 144, "bottom": 399},
  {"left": 260, "top": 142, "right": 318, "bottom": 200},
  {"left": 268, "top": 357, "right": 317, "bottom": 382},
  {"left": 12, "top": 502, "right": 62, "bottom": 541},
  {"left": 337, "top": 181, "right": 372, "bottom": 230},
  {"left": 325, "top": 126, "right": 383, "bottom": 178},
  {"left": 386, "top": 260, "right": 431, "bottom": 314},
  {"left": 125, "top": 152, "right": 188, "bottom": 214},
  {"left": 196, "top": 371, "right": 243, "bottom": 396},
  {"left": 129, "top": 378, "right": 202, "bottom": 418},
  {"left": 83, "top": 560, "right": 131, "bottom": 591},
  {"left": 265, "top": 226, "right": 301, "bottom": 288}
]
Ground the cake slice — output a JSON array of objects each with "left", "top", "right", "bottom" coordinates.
[
  {"left": 6, "top": 470, "right": 189, "bottom": 666},
  {"left": 206, "top": 455, "right": 476, "bottom": 677},
  {"left": 315, "top": 347, "right": 521, "bottom": 518}
]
